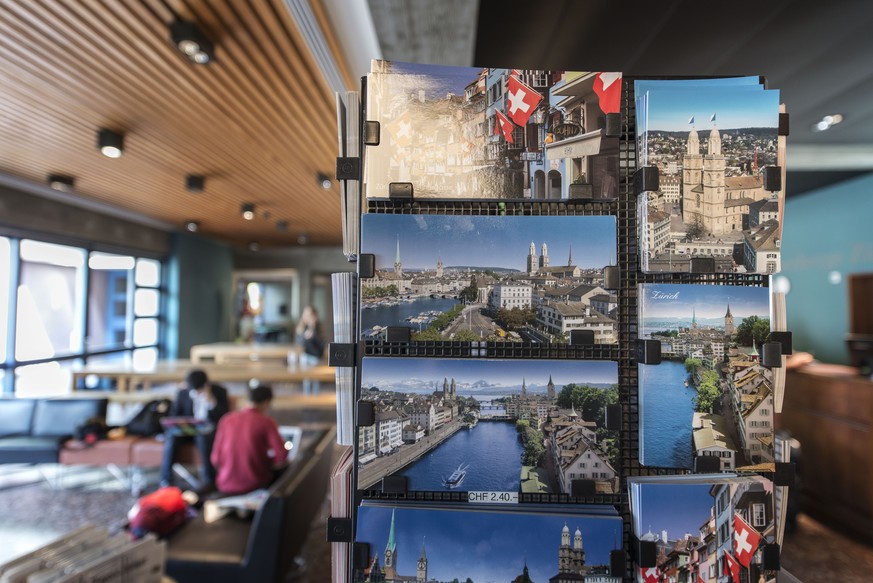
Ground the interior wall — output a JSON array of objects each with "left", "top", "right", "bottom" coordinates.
[
  {"left": 166, "top": 232, "right": 235, "bottom": 359},
  {"left": 780, "top": 172, "right": 873, "bottom": 365}
]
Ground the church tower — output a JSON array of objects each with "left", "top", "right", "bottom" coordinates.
[
  {"left": 443, "top": 377, "right": 450, "bottom": 399},
  {"left": 547, "top": 375, "right": 556, "bottom": 400},
  {"left": 701, "top": 116, "right": 728, "bottom": 234},
  {"left": 384, "top": 509, "right": 397, "bottom": 572},
  {"left": 527, "top": 241, "right": 538, "bottom": 275},
  {"left": 394, "top": 238, "right": 403, "bottom": 276},
  {"left": 416, "top": 541, "right": 428, "bottom": 583},
  {"left": 724, "top": 304, "right": 735, "bottom": 338},
  {"left": 436, "top": 255, "right": 443, "bottom": 278},
  {"left": 692, "top": 306, "right": 698, "bottom": 337},
  {"left": 521, "top": 377, "right": 527, "bottom": 399},
  {"left": 682, "top": 119, "right": 704, "bottom": 226},
  {"left": 539, "top": 242, "right": 550, "bottom": 269},
  {"left": 567, "top": 244, "right": 573, "bottom": 267},
  {"left": 450, "top": 378, "right": 457, "bottom": 398},
  {"left": 572, "top": 526, "right": 586, "bottom": 571},
  {"left": 558, "top": 523, "right": 572, "bottom": 573}
]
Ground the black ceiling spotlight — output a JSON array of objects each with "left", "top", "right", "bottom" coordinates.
[
  {"left": 171, "top": 19, "right": 214, "bottom": 65},
  {"left": 297, "top": 233, "right": 309, "bottom": 245},
  {"left": 184, "top": 220, "right": 200, "bottom": 232},
  {"left": 47, "top": 174, "right": 74, "bottom": 192},
  {"left": 276, "top": 220, "right": 289, "bottom": 232},
  {"left": 97, "top": 128, "right": 124, "bottom": 158},
  {"left": 317, "top": 172, "right": 332, "bottom": 189},
  {"left": 241, "top": 202, "right": 255, "bottom": 220},
  {"left": 185, "top": 174, "right": 205, "bottom": 192}
]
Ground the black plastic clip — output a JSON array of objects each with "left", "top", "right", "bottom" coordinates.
[
  {"left": 603, "top": 265, "right": 620, "bottom": 290},
  {"left": 769, "top": 331, "right": 793, "bottom": 356},
  {"left": 693, "top": 455, "right": 722, "bottom": 474},
  {"left": 386, "top": 327, "right": 411, "bottom": 343},
  {"left": 359, "top": 254, "right": 376, "bottom": 279},
  {"left": 778, "top": 113, "right": 789, "bottom": 136},
  {"left": 357, "top": 401, "right": 375, "bottom": 427},
  {"left": 570, "top": 479, "right": 596, "bottom": 497},
  {"left": 605, "top": 113, "right": 621, "bottom": 138},
  {"left": 353, "top": 543, "right": 371, "bottom": 569},
  {"left": 774, "top": 462, "right": 796, "bottom": 487},
  {"left": 327, "top": 517, "right": 353, "bottom": 542},
  {"left": 382, "top": 475, "right": 408, "bottom": 495},
  {"left": 364, "top": 121, "right": 381, "bottom": 146},
  {"left": 634, "top": 535, "right": 657, "bottom": 568},
  {"left": 634, "top": 166, "right": 659, "bottom": 195},
  {"left": 328, "top": 343, "right": 356, "bottom": 367},
  {"left": 761, "top": 342, "right": 783, "bottom": 368},
  {"left": 762, "top": 543, "right": 781, "bottom": 571},
  {"left": 605, "top": 404, "right": 622, "bottom": 431},
  {"left": 610, "top": 549, "right": 627, "bottom": 578},
  {"left": 690, "top": 257, "right": 716, "bottom": 273},
  {"left": 637, "top": 339, "right": 661, "bottom": 365},
  {"left": 388, "top": 182, "right": 414, "bottom": 199},
  {"left": 336, "top": 157, "right": 360, "bottom": 181},
  {"left": 570, "top": 330, "right": 595, "bottom": 346},
  {"left": 764, "top": 166, "right": 782, "bottom": 192}
]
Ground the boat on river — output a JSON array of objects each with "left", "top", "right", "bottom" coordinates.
[{"left": 443, "top": 463, "right": 469, "bottom": 488}]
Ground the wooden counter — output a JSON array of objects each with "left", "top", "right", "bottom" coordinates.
[
  {"left": 189, "top": 342, "right": 298, "bottom": 365},
  {"left": 779, "top": 364, "right": 873, "bottom": 541}
]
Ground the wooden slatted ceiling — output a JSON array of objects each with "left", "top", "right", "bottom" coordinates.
[{"left": 0, "top": 0, "right": 354, "bottom": 247}]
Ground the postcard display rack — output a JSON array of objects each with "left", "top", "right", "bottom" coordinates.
[{"left": 330, "top": 63, "right": 795, "bottom": 583}]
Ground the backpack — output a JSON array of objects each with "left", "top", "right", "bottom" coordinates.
[
  {"left": 126, "top": 398, "right": 171, "bottom": 436},
  {"left": 74, "top": 417, "right": 108, "bottom": 445},
  {"left": 128, "top": 486, "right": 189, "bottom": 539}
]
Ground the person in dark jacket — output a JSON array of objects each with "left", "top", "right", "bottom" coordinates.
[
  {"left": 160, "top": 369, "right": 230, "bottom": 489},
  {"left": 295, "top": 305, "right": 325, "bottom": 394}
]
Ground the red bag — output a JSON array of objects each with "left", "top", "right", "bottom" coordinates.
[{"left": 129, "top": 486, "right": 188, "bottom": 538}]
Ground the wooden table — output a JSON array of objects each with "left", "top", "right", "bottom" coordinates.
[
  {"left": 70, "top": 359, "right": 335, "bottom": 392},
  {"left": 189, "top": 342, "right": 299, "bottom": 365}
]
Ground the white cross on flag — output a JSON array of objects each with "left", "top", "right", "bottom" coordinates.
[
  {"left": 495, "top": 110, "right": 515, "bottom": 144},
  {"left": 505, "top": 74, "right": 543, "bottom": 127},
  {"left": 733, "top": 513, "right": 762, "bottom": 567},
  {"left": 723, "top": 551, "right": 742, "bottom": 583},
  {"left": 593, "top": 72, "right": 622, "bottom": 114},
  {"left": 640, "top": 565, "right": 660, "bottom": 583},
  {"left": 389, "top": 110, "right": 413, "bottom": 148}
]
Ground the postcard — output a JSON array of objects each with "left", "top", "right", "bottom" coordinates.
[
  {"left": 628, "top": 475, "right": 775, "bottom": 583},
  {"left": 359, "top": 214, "right": 618, "bottom": 343},
  {"left": 354, "top": 504, "right": 622, "bottom": 583},
  {"left": 356, "top": 357, "right": 619, "bottom": 494},
  {"left": 365, "top": 60, "right": 622, "bottom": 200},
  {"left": 638, "top": 284, "right": 773, "bottom": 470},
  {"left": 635, "top": 82, "right": 783, "bottom": 274}
]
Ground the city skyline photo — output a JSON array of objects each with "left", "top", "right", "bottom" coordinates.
[
  {"left": 361, "top": 214, "right": 617, "bottom": 273},
  {"left": 639, "top": 284, "right": 771, "bottom": 321},
  {"left": 644, "top": 85, "right": 780, "bottom": 132}
]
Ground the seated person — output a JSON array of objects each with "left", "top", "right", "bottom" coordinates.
[
  {"left": 160, "top": 369, "right": 229, "bottom": 489},
  {"left": 210, "top": 385, "right": 288, "bottom": 495}
]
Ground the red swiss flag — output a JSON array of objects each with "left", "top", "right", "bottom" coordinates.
[
  {"left": 593, "top": 72, "right": 622, "bottom": 114},
  {"left": 505, "top": 74, "right": 543, "bottom": 127},
  {"left": 640, "top": 565, "right": 660, "bottom": 583},
  {"left": 723, "top": 551, "right": 741, "bottom": 583},
  {"left": 495, "top": 110, "right": 515, "bottom": 144},
  {"left": 733, "top": 513, "right": 762, "bottom": 568}
]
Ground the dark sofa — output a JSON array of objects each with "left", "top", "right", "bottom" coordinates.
[
  {"left": 0, "top": 398, "right": 108, "bottom": 463},
  {"left": 165, "top": 425, "right": 336, "bottom": 583}
]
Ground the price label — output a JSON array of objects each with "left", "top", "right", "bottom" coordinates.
[{"left": 467, "top": 491, "right": 518, "bottom": 504}]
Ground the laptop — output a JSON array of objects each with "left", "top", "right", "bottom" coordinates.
[
  {"left": 159, "top": 417, "right": 215, "bottom": 436},
  {"left": 278, "top": 426, "right": 303, "bottom": 462}
]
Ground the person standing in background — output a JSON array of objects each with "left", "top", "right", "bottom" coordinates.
[{"left": 295, "top": 305, "right": 325, "bottom": 394}]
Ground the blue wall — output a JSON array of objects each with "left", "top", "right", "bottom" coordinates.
[
  {"left": 165, "top": 232, "right": 234, "bottom": 359},
  {"left": 781, "top": 172, "right": 873, "bottom": 364}
]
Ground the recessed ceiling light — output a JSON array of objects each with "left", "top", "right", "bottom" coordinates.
[
  {"left": 811, "top": 113, "right": 844, "bottom": 132},
  {"left": 171, "top": 20, "right": 214, "bottom": 65},
  {"left": 248, "top": 241, "right": 261, "bottom": 252},
  {"left": 47, "top": 174, "right": 74, "bottom": 192},
  {"left": 97, "top": 128, "right": 124, "bottom": 158},
  {"left": 241, "top": 203, "right": 255, "bottom": 220},
  {"left": 186, "top": 174, "right": 205, "bottom": 192},
  {"left": 317, "top": 172, "right": 332, "bottom": 189},
  {"left": 185, "top": 220, "right": 200, "bottom": 232},
  {"left": 297, "top": 233, "right": 309, "bottom": 245}
]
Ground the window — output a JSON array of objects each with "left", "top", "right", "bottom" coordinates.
[
  {"left": 752, "top": 503, "right": 766, "bottom": 528},
  {"left": 1, "top": 236, "right": 164, "bottom": 395}
]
